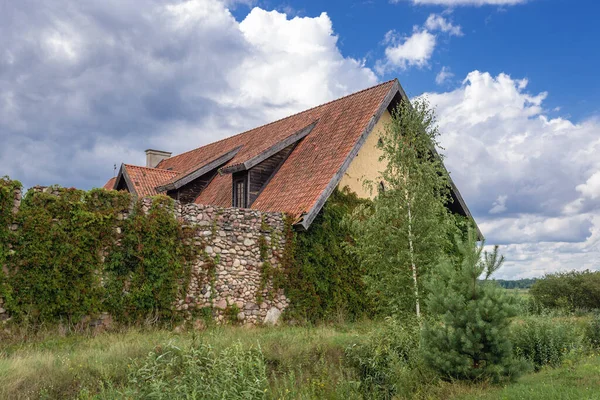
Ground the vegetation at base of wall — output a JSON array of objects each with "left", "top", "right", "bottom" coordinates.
[
  {"left": 104, "top": 196, "right": 198, "bottom": 325},
  {"left": 7, "top": 187, "right": 131, "bottom": 323},
  {"left": 530, "top": 270, "right": 600, "bottom": 311},
  {"left": 282, "top": 187, "right": 374, "bottom": 323}
]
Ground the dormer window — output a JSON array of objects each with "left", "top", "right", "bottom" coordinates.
[{"left": 233, "top": 176, "right": 247, "bottom": 208}]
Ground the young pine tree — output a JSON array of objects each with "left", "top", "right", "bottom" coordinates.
[
  {"left": 348, "top": 98, "right": 453, "bottom": 318},
  {"left": 422, "top": 231, "right": 528, "bottom": 382}
]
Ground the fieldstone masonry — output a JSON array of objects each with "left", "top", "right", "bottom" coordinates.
[
  {"left": 173, "top": 201, "right": 289, "bottom": 325},
  {"left": 1, "top": 186, "right": 289, "bottom": 326}
]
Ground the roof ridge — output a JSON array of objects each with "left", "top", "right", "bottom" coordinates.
[
  {"left": 158, "top": 79, "right": 397, "bottom": 167},
  {"left": 124, "top": 164, "right": 180, "bottom": 173}
]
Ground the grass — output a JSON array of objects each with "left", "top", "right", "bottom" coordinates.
[
  {"left": 0, "top": 322, "right": 372, "bottom": 399},
  {"left": 450, "top": 354, "right": 600, "bottom": 400},
  {"left": 0, "top": 314, "right": 597, "bottom": 399}
]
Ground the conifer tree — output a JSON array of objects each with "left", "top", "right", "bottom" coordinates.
[
  {"left": 348, "top": 98, "right": 453, "bottom": 318},
  {"left": 421, "top": 231, "right": 527, "bottom": 382}
]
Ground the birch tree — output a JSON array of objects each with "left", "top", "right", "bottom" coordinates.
[{"left": 348, "top": 98, "right": 453, "bottom": 319}]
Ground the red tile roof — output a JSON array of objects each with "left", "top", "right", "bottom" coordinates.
[
  {"left": 109, "top": 79, "right": 399, "bottom": 222},
  {"left": 123, "top": 165, "right": 179, "bottom": 197},
  {"left": 103, "top": 177, "right": 116, "bottom": 190}
]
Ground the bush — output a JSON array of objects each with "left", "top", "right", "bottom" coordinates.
[
  {"left": 126, "top": 341, "right": 268, "bottom": 399},
  {"left": 530, "top": 270, "right": 600, "bottom": 311},
  {"left": 345, "top": 318, "right": 427, "bottom": 399},
  {"left": 586, "top": 313, "right": 600, "bottom": 349},
  {"left": 511, "top": 317, "right": 584, "bottom": 371}
]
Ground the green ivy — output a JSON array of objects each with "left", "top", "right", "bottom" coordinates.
[
  {"left": 7, "top": 187, "right": 131, "bottom": 323},
  {"left": 104, "top": 196, "right": 198, "bottom": 325},
  {"left": 0, "top": 177, "right": 21, "bottom": 308},
  {"left": 282, "top": 187, "right": 375, "bottom": 323}
]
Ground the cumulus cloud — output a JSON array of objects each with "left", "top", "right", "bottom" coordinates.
[
  {"left": 379, "top": 14, "right": 462, "bottom": 72},
  {"left": 380, "top": 29, "right": 437, "bottom": 71},
  {"left": 425, "top": 14, "right": 463, "bottom": 36},
  {"left": 425, "top": 71, "right": 600, "bottom": 278},
  {"left": 0, "top": 0, "right": 377, "bottom": 189},
  {"left": 393, "top": 0, "right": 527, "bottom": 6},
  {"left": 436, "top": 66, "right": 455, "bottom": 85}
]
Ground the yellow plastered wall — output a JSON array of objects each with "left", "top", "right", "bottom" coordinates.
[{"left": 339, "top": 109, "right": 391, "bottom": 199}]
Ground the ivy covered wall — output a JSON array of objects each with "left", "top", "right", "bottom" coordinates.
[{"left": 0, "top": 180, "right": 288, "bottom": 327}]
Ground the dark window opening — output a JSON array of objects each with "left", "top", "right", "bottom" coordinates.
[{"left": 233, "top": 177, "right": 247, "bottom": 208}]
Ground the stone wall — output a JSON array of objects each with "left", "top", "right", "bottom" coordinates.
[
  {"left": 172, "top": 202, "right": 289, "bottom": 325},
  {"left": 1, "top": 187, "right": 289, "bottom": 326}
]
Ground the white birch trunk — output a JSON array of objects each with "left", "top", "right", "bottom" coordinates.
[{"left": 404, "top": 169, "right": 420, "bottom": 319}]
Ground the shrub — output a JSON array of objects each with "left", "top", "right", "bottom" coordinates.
[
  {"left": 345, "top": 318, "right": 426, "bottom": 399},
  {"left": 585, "top": 313, "right": 600, "bottom": 349},
  {"left": 126, "top": 341, "right": 268, "bottom": 399},
  {"left": 530, "top": 270, "right": 600, "bottom": 311},
  {"left": 422, "top": 231, "right": 527, "bottom": 383},
  {"left": 511, "top": 317, "right": 584, "bottom": 371}
]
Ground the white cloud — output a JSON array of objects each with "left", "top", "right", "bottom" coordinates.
[
  {"left": 489, "top": 194, "right": 508, "bottom": 214},
  {"left": 379, "top": 14, "right": 462, "bottom": 73},
  {"left": 425, "top": 14, "right": 463, "bottom": 36},
  {"left": 576, "top": 171, "right": 600, "bottom": 200},
  {"left": 436, "top": 66, "right": 455, "bottom": 85},
  {"left": 382, "top": 29, "right": 436, "bottom": 70},
  {"left": 425, "top": 71, "right": 600, "bottom": 278},
  {"left": 395, "top": 0, "right": 527, "bottom": 6},
  {"left": 0, "top": 0, "right": 377, "bottom": 189}
]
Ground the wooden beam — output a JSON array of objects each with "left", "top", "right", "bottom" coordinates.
[{"left": 220, "top": 121, "right": 318, "bottom": 174}]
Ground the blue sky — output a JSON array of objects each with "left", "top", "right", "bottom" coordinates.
[
  {"left": 232, "top": 0, "right": 600, "bottom": 121},
  {"left": 1, "top": 0, "right": 599, "bottom": 278}
]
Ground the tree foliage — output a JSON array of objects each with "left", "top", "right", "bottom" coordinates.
[
  {"left": 348, "top": 98, "right": 454, "bottom": 317},
  {"left": 530, "top": 270, "right": 600, "bottom": 311},
  {"left": 422, "top": 231, "right": 527, "bottom": 382}
]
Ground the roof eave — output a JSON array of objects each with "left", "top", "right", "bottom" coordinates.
[
  {"left": 155, "top": 146, "right": 242, "bottom": 193},
  {"left": 220, "top": 121, "right": 318, "bottom": 175}
]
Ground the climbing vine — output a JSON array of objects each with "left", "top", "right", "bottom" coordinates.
[
  {"left": 104, "top": 196, "right": 198, "bottom": 325},
  {"left": 282, "top": 187, "right": 375, "bottom": 323},
  {"left": 7, "top": 187, "right": 131, "bottom": 323},
  {"left": 0, "top": 177, "right": 21, "bottom": 308}
]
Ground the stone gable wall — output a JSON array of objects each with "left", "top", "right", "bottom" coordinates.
[{"left": 1, "top": 187, "right": 288, "bottom": 326}]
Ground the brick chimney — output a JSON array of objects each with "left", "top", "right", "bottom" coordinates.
[{"left": 145, "top": 149, "right": 172, "bottom": 168}]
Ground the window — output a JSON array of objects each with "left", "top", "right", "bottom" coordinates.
[{"left": 233, "top": 177, "right": 247, "bottom": 208}]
